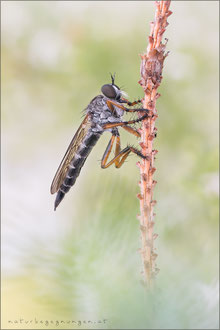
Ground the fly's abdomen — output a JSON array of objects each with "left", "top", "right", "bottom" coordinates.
[{"left": 54, "top": 131, "right": 101, "bottom": 210}]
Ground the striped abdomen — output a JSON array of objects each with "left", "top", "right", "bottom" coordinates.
[{"left": 54, "top": 131, "right": 101, "bottom": 210}]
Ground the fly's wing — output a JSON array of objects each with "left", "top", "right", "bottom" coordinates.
[{"left": 50, "top": 114, "right": 92, "bottom": 194}]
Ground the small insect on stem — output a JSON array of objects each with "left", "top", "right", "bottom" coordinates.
[{"left": 50, "top": 74, "right": 150, "bottom": 210}]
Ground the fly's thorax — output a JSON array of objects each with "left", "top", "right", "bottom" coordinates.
[{"left": 87, "top": 95, "right": 123, "bottom": 133}]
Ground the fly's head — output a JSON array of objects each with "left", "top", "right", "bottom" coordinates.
[{"left": 101, "top": 74, "right": 122, "bottom": 102}]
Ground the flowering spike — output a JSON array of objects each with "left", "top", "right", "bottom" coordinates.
[
  {"left": 137, "top": 0, "right": 172, "bottom": 287},
  {"left": 137, "top": 193, "right": 143, "bottom": 200},
  {"left": 150, "top": 167, "right": 156, "bottom": 175}
]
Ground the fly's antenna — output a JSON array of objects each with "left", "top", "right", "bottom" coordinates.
[{"left": 110, "top": 72, "right": 116, "bottom": 85}]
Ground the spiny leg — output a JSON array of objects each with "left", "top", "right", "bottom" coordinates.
[
  {"left": 122, "top": 125, "right": 141, "bottom": 138},
  {"left": 101, "top": 145, "right": 147, "bottom": 169},
  {"left": 115, "top": 146, "right": 148, "bottom": 168},
  {"left": 115, "top": 135, "right": 121, "bottom": 154},
  {"left": 106, "top": 100, "right": 126, "bottom": 113},
  {"left": 114, "top": 135, "right": 121, "bottom": 168},
  {"left": 101, "top": 134, "right": 116, "bottom": 168},
  {"left": 106, "top": 99, "right": 149, "bottom": 114},
  {"left": 119, "top": 98, "right": 142, "bottom": 106},
  {"left": 101, "top": 132, "right": 121, "bottom": 168},
  {"left": 124, "top": 108, "right": 149, "bottom": 113},
  {"left": 102, "top": 113, "right": 149, "bottom": 130}
]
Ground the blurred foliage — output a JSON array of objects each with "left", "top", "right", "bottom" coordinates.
[{"left": 2, "top": 1, "right": 219, "bottom": 329}]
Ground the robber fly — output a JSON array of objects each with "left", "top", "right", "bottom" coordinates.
[{"left": 50, "top": 74, "right": 150, "bottom": 210}]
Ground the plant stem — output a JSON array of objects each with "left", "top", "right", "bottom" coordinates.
[{"left": 137, "top": 0, "right": 172, "bottom": 287}]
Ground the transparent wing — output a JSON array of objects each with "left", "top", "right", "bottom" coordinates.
[{"left": 50, "top": 114, "right": 91, "bottom": 194}]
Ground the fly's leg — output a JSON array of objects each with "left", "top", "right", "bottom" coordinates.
[
  {"left": 122, "top": 125, "right": 141, "bottom": 138},
  {"left": 106, "top": 100, "right": 149, "bottom": 114},
  {"left": 101, "top": 134, "right": 116, "bottom": 167},
  {"left": 124, "top": 108, "right": 149, "bottom": 113},
  {"left": 101, "top": 144, "right": 147, "bottom": 169},
  {"left": 115, "top": 135, "right": 121, "bottom": 158},
  {"left": 119, "top": 98, "right": 142, "bottom": 106},
  {"left": 102, "top": 113, "right": 149, "bottom": 130},
  {"left": 115, "top": 146, "right": 147, "bottom": 168},
  {"left": 106, "top": 100, "right": 127, "bottom": 113},
  {"left": 101, "top": 132, "right": 121, "bottom": 168}
]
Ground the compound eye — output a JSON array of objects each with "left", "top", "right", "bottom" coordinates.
[{"left": 101, "top": 84, "right": 116, "bottom": 99}]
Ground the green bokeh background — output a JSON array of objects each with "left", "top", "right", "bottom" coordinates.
[{"left": 2, "top": 1, "right": 219, "bottom": 329}]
